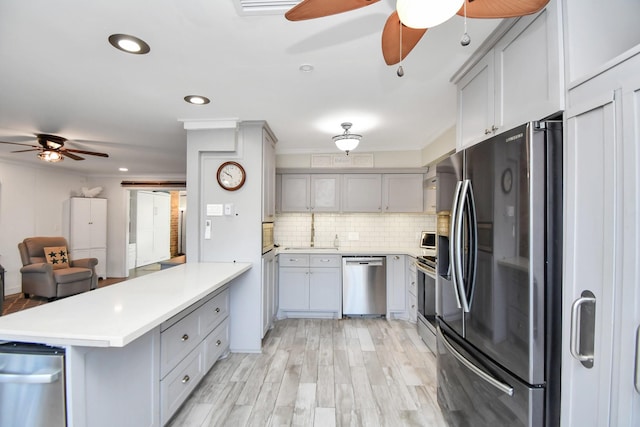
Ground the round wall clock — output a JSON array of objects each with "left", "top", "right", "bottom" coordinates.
[
  {"left": 216, "top": 161, "right": 246, "bottom": 191},
  {"left": 501, "top": 168, "right": 513, "bottom": 194}
]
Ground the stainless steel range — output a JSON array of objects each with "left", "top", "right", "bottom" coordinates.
[{"left": 415, "top": 254, "right": 437, "bottom": 352}]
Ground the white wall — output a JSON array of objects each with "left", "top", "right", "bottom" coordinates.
[
  {"left": 0, "top": 159, "right": 89, "bottom": 295},
  {"left": 421, "top": 126, "right": 456, "bottom": 166}
]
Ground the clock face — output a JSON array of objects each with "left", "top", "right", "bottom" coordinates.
[{"left": 217, "top": 161, "right": 246, "bottom": 191}]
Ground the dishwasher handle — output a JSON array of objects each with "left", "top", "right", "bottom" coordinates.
[
  {"left": 344, "top": 257, "right": 385, "bottom": 266},
  {"left": 0, "top": 368, "right": 61, "bottom": 384}
]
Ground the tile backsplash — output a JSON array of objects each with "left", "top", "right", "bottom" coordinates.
[{"left": 274, "top": 213, "right": 436, "bottom": 249}]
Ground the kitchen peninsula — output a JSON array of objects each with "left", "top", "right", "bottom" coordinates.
[{"left": 0, "top": 262, "right": 251, "bottom": 427}]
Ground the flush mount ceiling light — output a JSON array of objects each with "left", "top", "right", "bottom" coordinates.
[
  {"left": 38, "top": 150, "right": 63, "bottom": 163},
  {"left": 108, "top": 34, "right": 151, "bottom": 54},
  {"left": 299, "top": 64, "right": 314, "bottom": 72},
  {"left": 332, "top": 122, "right": 361, "bottom": 155},
  {"left": 396, "top": 0, "right": 465, "bottom": 29},
  {"left": 184, "top": 95, "right": 211, "bottom": 105}
]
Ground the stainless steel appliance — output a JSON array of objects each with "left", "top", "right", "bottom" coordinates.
[
  {"left": 262, "top": 222, "right": 274, "bottom": 254},
  {"left": 420, "top": 231, "right": 436, "bottom": 250},
  {"left": 435, "top": 121, "right": 562, "bottom": 427},
  {"left": 415, "top": 255, "right": 437, "bottom": 351},
  {"left": 0, "top": 342, "right": 66, "bottom": 426},
  {"left": 342, "top": 256, "right": 386, "bottom": 316}
]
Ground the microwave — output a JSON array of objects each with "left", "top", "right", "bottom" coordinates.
[
  {"left": 420, "top": 231, "right": 436, "bottom": 250},
  {"left": 262, "top": 222, "right": 274, "bottom": 254}
]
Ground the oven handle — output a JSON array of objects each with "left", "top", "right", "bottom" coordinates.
[
  {"left": 438, "top": 327, "right": 514, "bottom": 396},
  {"left": 414, "top": 261, "right": 436, "bottom": 278}
]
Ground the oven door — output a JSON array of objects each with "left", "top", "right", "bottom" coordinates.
[{"left": 416, "top": 262, "right": 437, "bottom": 330}]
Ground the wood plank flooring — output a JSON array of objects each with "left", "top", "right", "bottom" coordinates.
[{"left": 167, "top": 318, "right": 447, "bottom": 427}]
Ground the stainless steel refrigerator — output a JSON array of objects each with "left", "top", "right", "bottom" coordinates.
[{"left": 435, "top": 121, "right": 562, "bottom": 427}]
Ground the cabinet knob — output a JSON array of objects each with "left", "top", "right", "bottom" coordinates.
[
  {"left": 491, "top": 125, "right": 499, "bottom": 132},
  {"left": 484, "top": 128, "right": 492, "bottom": 135},
  {"left": 215, "top": 307, "right": 220, "bottom": 313},
  {"left": 182, "top": 375, "right": 190, "bottom": 384},
  {"left": 181, "top": 334, "right": 189, "bottom": 342},
  {"left": 394, "top": 256, "right": 400, "bottom": 260},
  {"left": 216, "top": 340, "right": 222, "bottom": 346}
]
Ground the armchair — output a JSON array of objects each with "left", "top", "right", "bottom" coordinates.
[{"left": 18, "top": 237, "right": 98, "bottom": 300}]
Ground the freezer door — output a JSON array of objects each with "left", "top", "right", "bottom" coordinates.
[
  {"left": 462, "top": 122, "right": 551, "bottom": 385},
  {"left": 437, "top": 325, "right": 544, "bottom": 427}
]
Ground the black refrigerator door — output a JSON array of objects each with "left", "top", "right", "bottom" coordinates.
[
  {"left": 437, "top": 323, "right": 544, "bottom": 427},
  {"left": 462, "top": 122, "right": 548, "bottom": 385}
]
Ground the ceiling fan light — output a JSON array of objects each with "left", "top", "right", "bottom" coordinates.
[
  {"left": 396, "top": 0, "right": 464, "bottom": 29},
  {"left": 39, "top": 150, "right": 63, "bottom": 162}
]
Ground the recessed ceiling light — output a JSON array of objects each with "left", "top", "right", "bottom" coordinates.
[
  {"left": 108, "top": 34, "right": 150, "bottom": 54},
  {"left": 184, "top": 95, "right": 211, "bottom": 105},
  {"left": 119, "top": 167, "right": 129, "bottom": 172},
  {"left": 299, "top": 64, "right": 314, "bottom": 72}
]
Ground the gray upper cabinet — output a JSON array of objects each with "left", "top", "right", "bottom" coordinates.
[
  {"left": 341, "top": 174, "right": 382, "bottom": 212},
  {"left": 280, "top": 174, "right": 340, "bottom": 212},
  {"left": 455, "top": 2, "right": 563, "bottom": 149},
  {"left": 262, "top": 130, "right": 276, "bottom": 222},
  {"left": 382, "top": 174, "right": 424, "bottom": 213}
]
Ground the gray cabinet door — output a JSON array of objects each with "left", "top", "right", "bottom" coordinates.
[
  {"left": 280, "top": 174, "right": 310, "bottom": 212},
  {"left": 310, "top": 174, "right": 340, "bottom": 212},
  {"left": 309, "top": 268, "right": 341, "bottom": 311},
  {"left": 341, "top": 174, "right": 382, "bottom": 212},
  {"left": 382, "top": 174, "right": 424, "bottom": 213},
  {"left": 278, "top": 267, "right": 309, "bottom": 310}
]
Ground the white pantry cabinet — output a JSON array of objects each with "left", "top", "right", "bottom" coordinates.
[
  {"left": 455, "top": 1, "right": 563, "bottom": 149},
  {"left": 65, "top": 197, "right": 107, "bottom": 279}
]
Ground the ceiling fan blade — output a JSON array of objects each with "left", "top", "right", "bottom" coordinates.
[
  {"left": 0, "top": 140, "right": 39, "bottom": 148},
  {"left": 381, "top": 11, "right": 428, "bottom": 66},
  {"left": 285, "top": 0, "right": 380, "bottom": 21},
  {"left": 64, "top": 148, "right": 109, "bottom": 158},
  {"left": 60, "top": 151, "right": 84, "bottom": 161},
  {"left": 10, "top": 148, "right": 40, "bottom": 153},
  {"left": 457, "top": 0, "right": 549, "bottom": 19}
]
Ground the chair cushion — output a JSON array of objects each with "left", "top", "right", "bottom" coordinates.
[
  {"left": 53, "top": 267, "right": 92, "bottom": 284},
  {"left": 44, "top": 246, "right": 70, "bottom": 270}
]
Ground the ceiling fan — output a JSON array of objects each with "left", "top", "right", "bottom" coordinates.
[
  {"left": 0, "top": 133, "right": 109, "bottom": 162},
  {"left": 285, "top": 0, "right": 550, "bottom": 65}
]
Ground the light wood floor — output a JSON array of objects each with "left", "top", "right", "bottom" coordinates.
[{"left": 168, "top": 317, "right": 447, "bottom": 427}]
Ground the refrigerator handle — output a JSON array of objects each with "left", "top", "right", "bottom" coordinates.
[
  {"left": 449, "top": 180, "right": 464, "bottom": 309},
  {"left": 463, "top": 179, "right": 478, "bottom": 312},
  {"left": 636, "top": 326, "right": 640, "bottom": 394},
  {"left": 569, "top": 293, "right": 596, "bottom": 365},
  {"left": 455, "top": 180, "right": 472, "bottom": 312},
  {"left": 438, "top": 327, "right": 514, "bottom": 396}
]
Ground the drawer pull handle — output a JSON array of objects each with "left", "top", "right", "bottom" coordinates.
[
  {"left": 182, "top": 375, "right": 190, "bottom": 384},
  {"left": 181, "top": 334, "right": 189, "bottom": 342},
  {"left": 215, "top": 307, "right": 221, "bottom": 313},
  {"left": 216, "top": 340, "right": 222, "bottom": 346}
]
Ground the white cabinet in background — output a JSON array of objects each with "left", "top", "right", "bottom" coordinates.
[
  {"left": 341, "top": 174, "right": 382, "bottom": 212},
  {"left": 135, "top": 191, "right": 170, "bottom": 268},
  {"left": 278, "top": 254, "right": 341, "bottom": 318},
  {"left": 262, "top": 130, "right": 276, "bottom": 222},
  {"left": 382, "top": 174, "right": 424, "bottom": 213},
  {"left": 387, "top": 255, "right": 407, "bottom": 319},
  {"left": 455, "top": 2, "right": 563, "bottom": 149},
  {"left": 280, "top": 174, "right": 340, "bottom": 212},
  {"left": 65, "top": 197, "right": 107, "bottom": 279}
]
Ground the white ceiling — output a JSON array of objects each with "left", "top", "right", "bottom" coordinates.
[{"left": 0, "top": 0, "right": 502, "bottom": 176}]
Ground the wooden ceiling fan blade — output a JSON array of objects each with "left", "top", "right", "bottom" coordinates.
[
  {"left": 285, "top": 0, "right": 380, "bottom": 21},
  {"left": 457, "top": 0, "right": 550, "bottom": 19},
  {"left": 0, "top": 140, "right": 39, "bottom": 148},
  {"left": 60, "top": 151, "right": 84, "bottom": 161},
  {"left": 65, "top": 148, "right": 109, "bottom": 158},
  {"left": 381, "top": 11, "right": 427, "bottom": 65},
  {"left": 10, "top": 148, "right": 40, "bottom": 153}
]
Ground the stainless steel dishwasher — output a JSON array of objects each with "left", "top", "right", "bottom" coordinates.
[
  {"left": 342, "top": 256, "right": 386, "bottom": 316},
  {"left": 0, "top": 342, "right": 66, "bottom": 427}
]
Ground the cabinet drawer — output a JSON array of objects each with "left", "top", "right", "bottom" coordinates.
[
  {"left": 160, "top": 344, "right": 204, "bottom": 425},
  {"left": 200, "top": 289, "right": 229, "bottom": 337},
  {"left": 160, "top": 309, "right": 200, "bottom": 378},
  {"left": 279, "top": 254, "right": 310, "bottom": 267},
  {"left": 310, "top": 254, "right": 341, "bottom": 268},
  {"left": 204, "top": 318, "right": 229, "bottom": 372}
]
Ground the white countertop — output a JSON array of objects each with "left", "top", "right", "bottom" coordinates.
[
  {"left": 0, "top": 262, "right": 251, "bottom": 348},
  {"left": 276, "top": 246, "right": 435, "bottom": 258}
]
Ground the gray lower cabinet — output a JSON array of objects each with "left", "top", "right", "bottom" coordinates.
[
  {"left": 278, "top": 254, "right": 341, "bottom": 318},
  {"left": 160, "top": 288, "right": 230, "bottom": 424}
]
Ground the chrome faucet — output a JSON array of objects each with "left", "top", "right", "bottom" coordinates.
[{"left": 310, "top": 213, "right": 315, "bottom": 247}]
